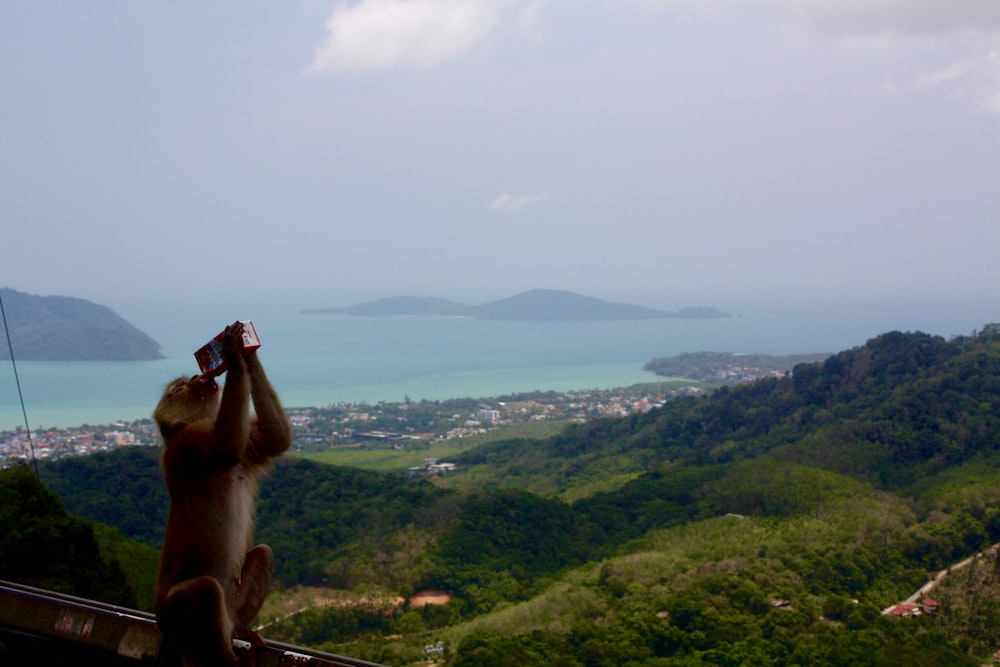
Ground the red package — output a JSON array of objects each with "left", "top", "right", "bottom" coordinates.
[{"left": 194, "top": 321, "right": 261, "bottom": 376}]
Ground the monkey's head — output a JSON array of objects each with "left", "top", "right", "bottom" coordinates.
[{"left": 154, "top": 375, "right": 221, "bottom": 437}]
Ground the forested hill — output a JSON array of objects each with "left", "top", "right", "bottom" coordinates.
[
  {"left": 0, "top": 288, "right": 163, "bottom": 360},
  {"left": 459, "top": 327, "right": 1000, "bottom": 495},
  {"left": 39, "top": 448, "right": 458, "bottom": 588}
]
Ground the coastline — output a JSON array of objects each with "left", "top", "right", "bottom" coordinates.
[{"left": 0, "top": 360, "right": 659, "bottom": 431}]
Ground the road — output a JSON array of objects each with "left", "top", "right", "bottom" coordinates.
[{"left": 882, "top": 547, "right": 995, "bottom": 615}]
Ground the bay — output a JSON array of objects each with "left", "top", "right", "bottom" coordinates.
[{"left": 1, "top": 296, "right": 996, "bottom": 431}]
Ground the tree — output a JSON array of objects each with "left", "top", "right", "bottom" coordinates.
[{"left": 0, "top": 462, "right": 136, "bottom": 607}]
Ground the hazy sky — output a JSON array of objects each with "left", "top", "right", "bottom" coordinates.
[{"left": 3, "top": 1, "right": 999, "bottom": 311}]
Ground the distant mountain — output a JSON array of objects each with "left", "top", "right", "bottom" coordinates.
[
  {"left": 304, "top": 289, "right": 730, "bottom": 321},
  {"left": 0, "top": 288, "right": 163, "bottom": 361},
  {"left": 305, "top": 295, "right": 471, "bottom": 318},
  {"left": 472, "top": 289, "right": 674, "bottom": 321}
]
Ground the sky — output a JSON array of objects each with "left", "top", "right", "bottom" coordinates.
[{"left": 2, "top": 1, "right": 1000, "bottom": 313}]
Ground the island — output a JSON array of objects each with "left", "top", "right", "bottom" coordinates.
[
  {"left": 0, "top": 288, "right": 163, "bottom": 361},
  {"left": 304, "top": 289, "right": 730, "bottom": 321}
]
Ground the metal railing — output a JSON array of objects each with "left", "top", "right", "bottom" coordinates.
[{"left": 0, "top": 580, "right": 387, "bottom": 666}]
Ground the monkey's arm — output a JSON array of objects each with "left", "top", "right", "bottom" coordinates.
[
  {"left": 246, "top": 352, "right": 292, "bottom": 458},
  {"left": 210, "top": 325, "right": 252, "bottom": 462}
]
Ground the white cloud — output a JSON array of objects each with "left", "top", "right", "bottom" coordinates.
[
  {"left": 630, "top": 0, "right": 1000, "bottom": 40},
  {"left": 516, "top": 1, "right": 548, "bottom": 44},
  {"left": 309, "top": 0, "right": 543, "bottom": 73},
  {"left": 633, "top": 0, "right": 1000, "bottom": 116},
  {"left": 491, "top": 192, "right": 550, "bottom": 212},
  {"left": 913, "top": 59, "right": 978, "bottom": 90},
  {"left": 889, "top": 50, "right": 1000, "bottom": 116},
  {"left": 982, "top": 51, "right": 1000, "bottom": 114}
]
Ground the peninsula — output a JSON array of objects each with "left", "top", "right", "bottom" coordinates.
[
  {"left": 0, "top": 288, "right": 163, "bottom": 361},
  {"left": 303, "top": 289, "right": 729, "bottom": 321}
]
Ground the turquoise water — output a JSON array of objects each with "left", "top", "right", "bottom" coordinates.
[{"left": 2, "top": 297, "right": 997, "bottom": 430}]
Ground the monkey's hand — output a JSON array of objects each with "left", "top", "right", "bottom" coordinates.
[{"left": 222, "top": 321, "right": 247, "bottom": 363}]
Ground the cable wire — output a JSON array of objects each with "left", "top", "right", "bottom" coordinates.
[{"left": 0, "top": 290, "right": 40, "bottom": 477}]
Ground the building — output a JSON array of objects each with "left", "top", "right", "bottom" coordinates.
[{"left": 476, "top": 409, "right": 501, "bottom": 422}]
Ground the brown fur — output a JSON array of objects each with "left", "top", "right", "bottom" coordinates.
[{"left": 154, "top": 323, "right": 291, "bottom": 666}]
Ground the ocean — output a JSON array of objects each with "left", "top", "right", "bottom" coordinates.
[{"left": 1, "top": 296, "right": 997, "bottom": 431}]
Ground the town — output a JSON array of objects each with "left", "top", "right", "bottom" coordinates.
[
  {"left": 0, "top": 381, "right": 708, "bottom": 466},
  {"left": 0, "top": 350, "right": 835, "bottom": 467}
]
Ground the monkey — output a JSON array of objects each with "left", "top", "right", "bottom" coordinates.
[{"left": 153, "top": 322, "right": 292, "bottom": 666}]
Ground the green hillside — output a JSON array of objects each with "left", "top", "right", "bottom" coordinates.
[
  {"left": 0, "top": 462, "right": 138, "bottom": 608},
  {"left": 453, "top": 329, "right": 1000, "bottom": 498},
  {"left": 25, "top": 326, "right": 1000, "bottom": 665}
]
